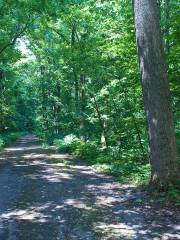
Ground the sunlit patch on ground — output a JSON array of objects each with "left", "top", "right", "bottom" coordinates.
[
  {"left": 1, "top": 209, "right": 49, "bottom": 223},
  {"left": 23, "top": 153, "right": 48, "bottom": 159},
  {"left": 63, "top": 199, "right": 92, "bottom": 210},
  {"left": 5, "top": 146, "right": 42, "bottom": 152},
  {"left": 47, "top": 153, "right": 73, "bottom": 160},
  {"left": 95, "top": 222, "right": 135, "bottom": 239}
]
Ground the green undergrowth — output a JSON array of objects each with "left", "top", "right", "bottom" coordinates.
[
  {"left": 94, "top": 162, "right": 150, "bottom": 185},
  {"left": 52, "top": 134, "right": 151, "bottom": 185},
  {"left": 0, "top": 132, "right": 25, "bottom": 150},
  {"left": 43, "top": 133, "right": 180, "bottom": 203},
  {"left": 148, "top": 181, "right": 180, "bottom": 206}
]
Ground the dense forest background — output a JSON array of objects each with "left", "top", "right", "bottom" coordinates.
[{"left": 0, "top": 0, "right": 179, "bottom": 187}]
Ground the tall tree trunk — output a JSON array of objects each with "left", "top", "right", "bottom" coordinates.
[
  {"left": 71, "top": 22, "right": 79, "bottom": 114},
  {"left": 74, "top": 70, "right": 79, "bottom": 113},
  {"left": 56, "top": 82, "right": 61, "bottom": 134},
  {"left": 133, "top": 0, "right": 179, "bottom": 185},
  {"left": 80, "top": 73, "right": 86, "bottom": 140},
  {"left": 165, "top": 0, "right": 170, "bottom": 54},
  {"left": 92, "top": 96, "right": 108, "bottom": 148},
  {"left": 40, "top": 65, "right": 48, "bottom": 131}
]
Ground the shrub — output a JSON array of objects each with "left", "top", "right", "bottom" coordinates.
[
  {"left": 95, "top": 154, "right": 114, "bottom": 164},
  {"left": 73, "top": 141, "right": 99, "bottom": 160},
  {"left": 54, "top": 139, "right": 72, "bottom": 153},
  {"left": 54, "top": 134, "right": 79, "bottom": 153},
  {"left": 0, "top": 138, "right": 5, "bottom": 149},
  {"left": 0, "top": 132, "right": 23, "bottom": 150},
  {"left": 54, "top": 135, "right": 99, "bottom": 161},
  {"left": 93, "top": 161, "right": 151, "bottom": 184},
  {"left": 64, "top": 134, "right": 79, "bottom": 144}
]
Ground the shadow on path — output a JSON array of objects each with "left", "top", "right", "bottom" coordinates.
[{"left": 0, "top": 135, "right": 179, "bottom": 240}]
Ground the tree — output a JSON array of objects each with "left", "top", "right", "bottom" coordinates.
[{"left": 133, "top": 0, "right": 179, "bottom": 185}]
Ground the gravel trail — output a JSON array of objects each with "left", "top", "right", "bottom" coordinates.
[{"left": 0, "top": 135, "right": 179, "bottom": 240}]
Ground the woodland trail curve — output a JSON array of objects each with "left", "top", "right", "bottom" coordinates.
[{"left": 0, "top": 135, "right": 179, "bottom": 240}]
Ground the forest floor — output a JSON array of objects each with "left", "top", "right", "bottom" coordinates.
[{"left": 0, "top": 135, "right": 179, "bottom": 240}]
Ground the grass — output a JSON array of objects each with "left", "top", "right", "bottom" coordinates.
[{"left": 93, "top": 162, "right": 151, "bottom": 185}]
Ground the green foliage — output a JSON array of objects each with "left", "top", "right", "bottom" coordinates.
[
  {"left": 0, "top": 132, "right": 24, "bottom": 149},
  {"left": 167, "top": 186, "right": 180, "bottom": 204},
  {"left": 150, "top": 181, "right": 180, "bottom": 205},
  {"left": 167, "top": 186, "right": 180, "bottom": 205},
  {"left": 94, "top": 161, "right": 151, "bottom": 185},
  {"left": 0, "top": 139, "right": 4, "bottom": 149},
  {"left": 54, "top": 134, "right": 78, "bottom": 153},
  {"left": 72, "top": 141, "right": 99, "bottom": 160},
  {"left": 95, "top": 154, "right": 114, "bottom": 164},
  {"left": 54, "top": 135, "right": 99, "bottom": 160},
  {"left": 37, "top": 131, "right": 55, "bottom": 145},
  {"left": 54, "top": 135, "right": 150, "bottom": 184}
]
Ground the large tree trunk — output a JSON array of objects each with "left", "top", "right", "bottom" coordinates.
[
  {"left": 133, "top": 0, "right": 179, "bottom": 185},
  {"left": 165, "top": 0, "right": 170, "bottom": 54}
]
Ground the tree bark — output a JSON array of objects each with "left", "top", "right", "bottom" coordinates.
[
  {"left": 92, "top": 96, "right": 108, "bottom": 148},
  {"left": 133, "top": 0, "right": 179, "bottom": 185},
  {"left": 0, "top": 69, "right": 6, "bottom": 133},
  {"left": 80, "top": 73, "right": 86, "bottom": 140},
  {"left": 165, "top": 0, "right": 170, "bottom": 54},
  {"left": 74, "top": 70, "right": 79, "bottom": 113},
  {"left": 71, "top": 23, "right": 79, "bottom": 114}
]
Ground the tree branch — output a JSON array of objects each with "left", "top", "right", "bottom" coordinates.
[
  {"left": 0, "top": 23, "right": 29, "bottom": 56},
  {"left": 47, "top": 26, "right": 70, "bottom": 44}
]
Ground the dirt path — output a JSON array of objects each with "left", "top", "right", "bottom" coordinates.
[{"left": 0, "top": 135, "right": 179, "bottom": 240}]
